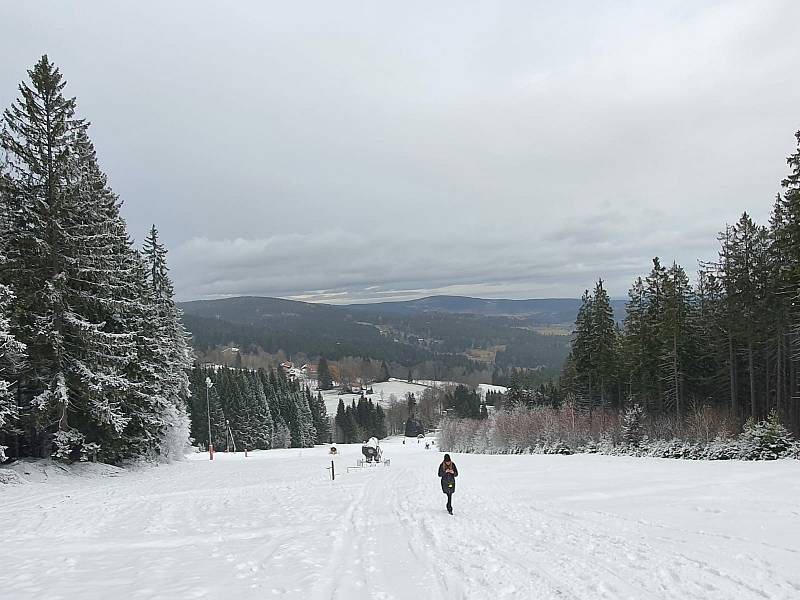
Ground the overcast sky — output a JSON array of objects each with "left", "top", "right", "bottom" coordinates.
[{"left": 1, "top": 1, "right": 798, "bottom": 303}]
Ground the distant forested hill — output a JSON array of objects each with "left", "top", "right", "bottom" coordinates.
[
  {"left": 179, "top": 295, "right": 582, "bottom": 377},
  {"left": 347, "top": 295, "right": 626, "bottom": 323},
  {"left": 180, "top": 297, "right": 436, "bottom": 366}
]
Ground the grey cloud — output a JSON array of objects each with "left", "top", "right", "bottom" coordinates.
[{"left": 1, "top": 1, "right": 798, "bottom": 303}]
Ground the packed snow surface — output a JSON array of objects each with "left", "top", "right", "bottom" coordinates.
[{"left": 2, "top": 439, "right": 799, "bottom": 599}]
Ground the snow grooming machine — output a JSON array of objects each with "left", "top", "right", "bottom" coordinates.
[
  {"left": 348, "top": 437, "right": 390, "bottom": 471},
  {"left": 361, "top": 437, "right": 382, "bottom": 463}
]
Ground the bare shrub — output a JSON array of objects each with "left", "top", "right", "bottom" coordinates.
[
  {"left": 685, "top": 404, "right": 737, "bottom": 443},
  {"left": 438, "top": 402, "right": 794, "bottom": 461}
]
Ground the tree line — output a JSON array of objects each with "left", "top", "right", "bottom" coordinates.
[
  {"left": 0, "top": 57, "right": 192, "bottom": 463},
  {"left": 188, "top": 365, "right": 330, "bottom": 450},
  {"left": 563, "top": 130, "right": 800, "bottom": 433},
  {"left": 334, "top": 395, "right": 387, "bottom": 443}
]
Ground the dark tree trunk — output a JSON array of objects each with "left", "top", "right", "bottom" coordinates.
[
  {"left": 728, "top": 332, "right": 737, "bottom": 419},
  {"left": 748, "top": 342, "right": 756, "bottom": 419}
]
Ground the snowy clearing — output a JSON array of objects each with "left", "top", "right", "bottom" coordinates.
[
  {"left": 318, "top": 378, "right": 507, "bottom": 414},
  {"left": 2, "top": 439, "right": 800, "bottom": 600},
  {"left": 318, "top": 378, "right": 444, "bottom": 414}
]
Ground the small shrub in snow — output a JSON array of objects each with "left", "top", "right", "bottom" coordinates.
[
  {"left": 644, "top": 439, "right": 704, "bottom": 460},
  {"left": 51, "top": 430, "right": 109, "bottom": 463},
  {"left": 703, "top": 435, "right": 738, "bottom": 460},
  {"left": 596, "top": 432, "right": 615, "bottom": 453},
  {"left": 737, "top": 411, "right": 796, "bottom": 460},
  {"left": 582, "top": 439, "right": 600, "bottom": 454},
  {"left": 542, "top": 440, "right": 574, "bottom": 455},
  {"left": 621, "top": 404, "right": 644, "bottom": 447},
  {"left": 685, "top": 404, "right": 737, "bottom": 444},
  {"left": 80, "top": 443, "right": 101, "bottom": 462},
  {"left": 52, "top": 429, "right": 87, "bottom": 463}
]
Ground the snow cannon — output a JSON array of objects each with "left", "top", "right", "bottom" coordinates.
[{"left": 361, "top": 437, "right": 382, "bottom": 463}]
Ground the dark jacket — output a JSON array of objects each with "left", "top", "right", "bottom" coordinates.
[{"left": 438, "top": 461, "right": 458, "bottom": 494}]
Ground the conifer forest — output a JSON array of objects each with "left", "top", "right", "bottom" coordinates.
[{"left": 563, "top": 134, "right": 800, "bottom": 434}]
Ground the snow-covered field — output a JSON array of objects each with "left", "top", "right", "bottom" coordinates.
[
  {"left": 318, "top": 379, "right": 442, "bottom": 413},
  {"left": 318, "top": 378, "right": 507, "bottom": 414},
  {"left": 2, "top": 439, "right": 799, "bottom": 600}
]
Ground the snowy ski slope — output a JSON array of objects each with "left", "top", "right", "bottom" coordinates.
[{"left": 1, "top": 438, "right": 799, "bottom": 599}]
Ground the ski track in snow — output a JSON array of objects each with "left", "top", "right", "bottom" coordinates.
[{"left": 2, "top": 440, "right": 800, "bottom": 600}]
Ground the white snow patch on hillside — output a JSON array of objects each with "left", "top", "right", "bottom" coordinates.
[
  {"left": 476, "top": 383, "right": 507, "bottom": 399},
  {"left": 318, "top": 378, "right": 506, "bottom": 414},
  {"left": 2, "top": 440, "right": 799, "bottom": 599},
  {"left": 319, "top": 378, "right": 439, "bottom": 414}
]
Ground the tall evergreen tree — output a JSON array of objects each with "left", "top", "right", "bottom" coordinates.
[
  {"left": 334, "top": 398, "right": 348, "bottom": 443},
  {"left": 569, "top": 282, "right": 618, "bottom": 421},
  {"left": 569, "top": 289, "right": 595, "bottom": 411},
  {"left": 0, "top": 56, "right": 155, "bottom": 461},
  {"left": 310, "top": 390, "right": 330, "bottom": 443},
  {"left": 775, "top": 131, "right": 800, "bottom": 427},
  {"left": 0, "top": 281, "right": 25, "bottom": 461},
  {"left": 621, "top": 277, "right": 647, "bottom": 405},
  {"left": 642, "top": 258, "right": 668, "bottom": 413},
  {"left": 141, "top": 224, "right": 194, "bottom": 457},
  {"left": 378, "top": 360, "right": 391, "bottom": 383},
  {"left": 590, "top": 279, "right": 618, "bottom": 415},
  {"left": 317, "top": 356, "right": 333, "bottom": 390}
]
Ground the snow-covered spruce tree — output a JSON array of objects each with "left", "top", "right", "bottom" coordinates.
[
  {"left": 261, "top": 369, "right": 282, "bottom": 429},
  {"left": 295, "top": 386, "right": 316, "bottom": 448},
  {"left": 334, "top": 398, "right": 348, "bottom": 442},
  {"left": 0, "top": 57, "right": 190, "bottom": 462},
  {"left": 738, "top": 410, "right": 796, "bottom": 460},
  {"left": 0, "top": 56, "right": 82, "bottom": 457},
  {"left": 233, "top": 370, "right": 272, "bottom": 451},
  {"left": 65, "top": 131, "right": 155, "bottom": 461},
  {"left": 268, "top": 368, "right": 315, "bottom": 448},
  {"left": 271, "top": 367, "right": 298, "bottom": 444},
  {"left": 245, "top": 370, "right": 273, "bottom": 449},
  {"left": 0, "top": 281, "right": 26, "bottom": 461},
  {"left": 309, "top": 389, "right": 330, "bottom": 444},
  {"left": 272, "top": 422, "right": 292, "bottom": 448},
  {"left": 141, "top": 225, "right": 194, "bottom": 459},
  {"left": 0, "top": 57, "right": 141, "bottom": 460},
  {"left": 621, "top": 404, "right": 644, "bottom": 447}
]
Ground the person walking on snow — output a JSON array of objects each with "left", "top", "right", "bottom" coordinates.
[{"left": 438, "top": 454, "right": 458, "bottom": 514}]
